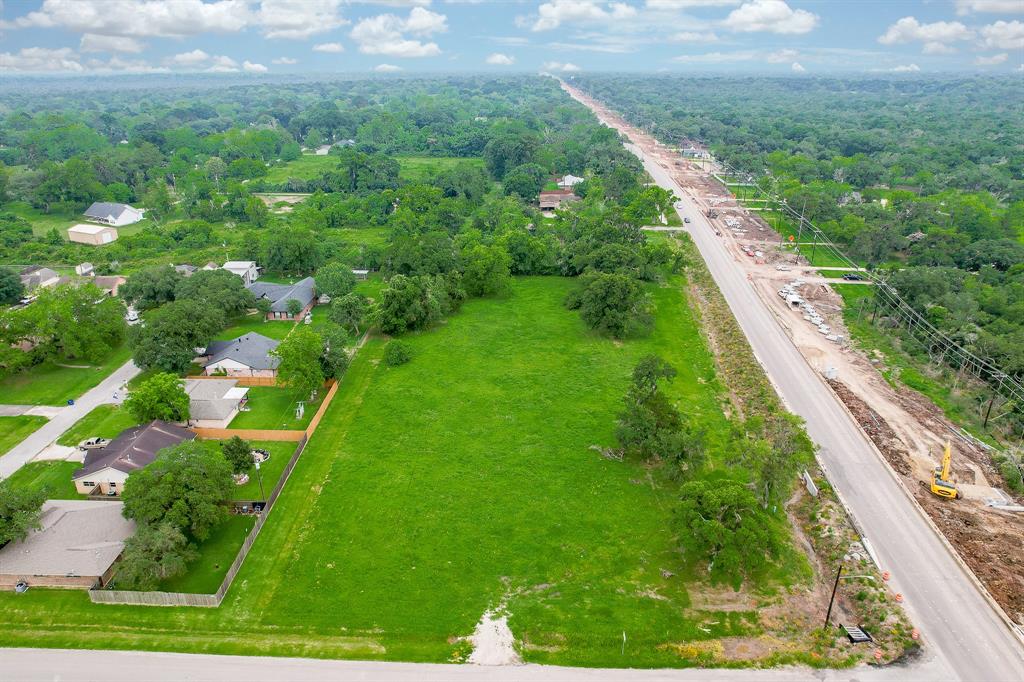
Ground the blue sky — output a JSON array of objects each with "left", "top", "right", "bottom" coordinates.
[{"left": 0, "top": 1, "right": 1021, "bottom": 75}]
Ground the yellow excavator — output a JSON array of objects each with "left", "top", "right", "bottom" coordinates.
[{"left": 930, "top": 441, "right": 960, "bottom": 500}]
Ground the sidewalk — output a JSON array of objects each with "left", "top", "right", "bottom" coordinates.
[{"left": 0, "top": 359, "right": 141, "bottom": 479}]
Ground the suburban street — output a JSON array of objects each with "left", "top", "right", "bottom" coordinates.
[
  {"left": 558, "top": 83, "right": 1024, "bottom": 681},
  {"left": 0, "top": 359, "right": 141, "bottom": 479}
]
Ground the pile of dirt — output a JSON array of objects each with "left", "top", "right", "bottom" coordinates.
[{"left": 827, "top": 379, "right": 1024, "bottom": 627}]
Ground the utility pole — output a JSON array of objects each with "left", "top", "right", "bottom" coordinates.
[
  {"left": 824, "top": 564, "right": 843, "bottom": 629},
  {"left": 254, "top": 459, "right": 266, "bottom": 503}
]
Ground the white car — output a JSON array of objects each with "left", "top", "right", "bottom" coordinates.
[
  {"left": 78, "top": 437, "right": 110, "bottom": 451},
  {"left": 125, "top": 308, "right": 140, "bottom": 323}
]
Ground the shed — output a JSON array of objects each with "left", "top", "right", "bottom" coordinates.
[{"left": 68, "top": 224, "right": 118, "bottom": 246}]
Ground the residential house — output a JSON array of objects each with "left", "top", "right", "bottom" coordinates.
[
  {"left": 202, "top": 262, "right": 219, "bottom": 271},
  {"left": 0, "top": 500, "right": 135, "bottom": 590},
  {"left": 202, "top": 332, "right": 281, "bottom": 378},
  {"left": 248, "top": 277, "right": 316, "bottom": 320},
  {"left": 68, "top": 223, "right": 118, "bottom": 246},
  {"left": 72, "top": 420, "right": 196, "bottom": 496},
  {"left": 681, "top": 146, "right": 711, "bottom": 160},
  {"left": 174, "top": 264, "right": 198, "bottom": 277},
  {"left": 222, "top": 261, "right": 261, "bottom": 286},
  {"left": 556, "top": 174, "right": 584, "bottom": 189},
  {"left": 19, "top": 266, "right": 59, "bottom": 292},
  {"left": 83, "top": 201, "right": 144, "bottom": 227},
  {"left": 93, "top": 275, "right": 126, "bottom": 297},
  {"left": 75, "top": 262, "right": 94, "bottom": 276},
  {"left": 538, "top": 190, "right": 581, "bottom": 214},
  {"left": 184, "top": 378, "right": 249, "bottom": 429}
]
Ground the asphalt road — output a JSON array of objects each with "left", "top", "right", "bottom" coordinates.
[
  {"left": 0, "top": 359, "right": 140, "bottom": 479},
  {"left": 560, "top": 88, "right": 1024, "bottom": 680}
]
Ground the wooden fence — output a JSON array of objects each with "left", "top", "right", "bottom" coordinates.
[
  {"left": 186, "top": 375, "right": 278, "bottom": 387},
  {"left": 90, "top": 434, "right": 310, "bottom": 607},
  {"left": 305, "top": 379, "right": 339, "bottom": 438},
  {"left": 189, "top": 427, "right": 306, "bottom": 441}
]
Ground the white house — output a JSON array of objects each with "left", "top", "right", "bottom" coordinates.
[
  {"left": 83, "top": 202, "right": 144, "bottom": 227},
  {"left": 184, "top": 379, "right": 249, "bottom": 429},
  {"left": 222, "top": 261, "right": 260, "bottom": 286},
  {"left": 75, "top": 262, "right": 94, "bottom": 276},
  {"left": 557, "top": 174, "right": 584, "bottom": 189}
]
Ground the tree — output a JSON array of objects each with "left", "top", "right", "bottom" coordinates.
[
  {"left": 122, "top": 442, "right": 234, "bottom": 541},
  {"left": 676, "top": 480, "right": 781, "bottom": 587},
  {"left": 255, "top": 298, "right": 272, "bottom": 318},
  {"left": 567, "top": 272, "right": 651, "bottom": 338},
  {"left": 115, "top": 522, "right": 195, "bottom": 590},
  {"left": 0, "top": 267, "right": 23, "bottom": 304},
  {"left": 286, "top": 298, "right": 303, "bottom": 317},
  {"left": 120, "top": 265, "right": 183, "bottom": 310},
  {"left": 263, "top": 227, "right": 323, "bottom": 274},
  {"left": 329, "top": 292, "right": 368, "bottom": 336},
  {"left": 123, "top": 372, "right": 190, "bottom": 423},
  {"left": 131, "top": 300, "right": 223, "bottom": 373},
  {"left": 384, "top": 340, "right": 412, "bottom": 367},
  {"left": 502, "top": 163, "right": 546, "bottom": 198},
  {"left": 271, "top": 326, "right": 324, "bottom": 398},
  {"left": 483, "top": 131, "right": 538, "bottom": 179},
  {"left": 15, "top": 283, "right": 126, "bottom": 362},
  {"left": 462, "top": 244, "right": 511, "bottom": 297},
  {"left": 0, "top": 480, "right": 46, "bottom": 548},
  {"left": 174, "top": 269, "right": 255, "bottom": 318},
  {"left": 374, "top": 274, "right": 440, "bottom": 335},
  {"left": 314, "top": 261, "right": 357, "bottom": 299},
  {"left": 221, "top": 436, "right": 254, "bottom": 475},
  {"left": 319, "top": 324, "right": 350, "bottom": 379}
]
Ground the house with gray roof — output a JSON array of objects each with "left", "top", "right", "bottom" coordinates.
[
  {"left": 202, "top": 332, "right": 281, "bottom": 378},
  {"left": 0, "top": 500, "right": 135, "bottom": 589},
  {"left": 72, "top": 420, "right": 196, "bottom": 497},
  {"left": 248, "top": 276, "right": 317, "bottom": 320},
  {"left": 83, "top": 201, "right": 144, "bottom": 227},
  {"left": 19, "top": 266, "right": 60, "bottom": 292},
  {"left": 184, "top": 378, "right": 249, "bottom": 428}
]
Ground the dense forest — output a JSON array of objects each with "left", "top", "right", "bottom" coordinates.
[{"left": 574, "top": 75, "right": 1024, "bottom": 379}]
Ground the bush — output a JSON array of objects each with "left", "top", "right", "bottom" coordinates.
[{"left": 384, "top": 340, "right": 412, "bottom": 367}]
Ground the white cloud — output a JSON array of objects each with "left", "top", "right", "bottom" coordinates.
[
  {"left": 646, "top": 0, "right": 738, "bottom": 8},
  {"left": 79, "top": 34, "right": 144, "bottom": 53},
  {"left": 257, "top": 0, "right": 348, "bottom": 39},
  {"left": 350, "top": 7, "right": 447, "bottom": 57},
  {"left": 955, "top": 0, "right": 1024, "bottom": 15},
  {"left": 542, "top": 60, "right": 582, "bottom": 71},
  {"left": 2, "top": 0, "right": 251, "bottom": 38},
  {"left": 671, "top": 31, "right": 719, "bottom": 42},
  {"left": 979, "top": 20, "right": 1024, "bottom": 50},
  {"left": 207, "top": 55, "right": 239, "bottom": 72},
  {"left": 313, "top": 42, "right": 345, "bottom": 53},
  {"left": 790, "top": 61, "right": 804, "bottom": 72},
  {"left": 723, "top": 0, "right": 818, "bottom": 35},
  {"left": 878, "top": 17, "right": 974, "bottom": 50},
  {"left": 974, "top": 53, "right": 1009, "bottom": 65},
  {"left": 485, "top": 52, "right": 515, "bottom": 65},
  {"left": 168, "top": 49, "right": 212, "bottom": 66},
  {"left": 673, "top": 50, "right": 756, "bottom": 62},
  {"left": 532, "top": 1, "right": 638, "bottom": 32},
  {"left": 765, "top": 48, "right": 797, "bottom": 63},
  {"left": 0, "top": 46, "right": 83, "bottom": 72},
  {"left": 243, "top": 60, "right": 268, "bottom": 72},
  {"left": 272, "top": 57, "right": 298, "bottom": 64},
  {"left": 871, "top": 63, "right": 921, "bottom": 73},
  {"left": 374, "top": 63, "right": 403, "bottom": 72}
]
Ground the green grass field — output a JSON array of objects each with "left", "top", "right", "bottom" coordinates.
[
  {"left": 228, "top": 387, "right": 322, "bottom": 430},
  {"left": 156, "top": 515, "right": 257, "bottom": 594},
  {"left": 56, "top": 405, "right": 139, "bottom": 447},
  {"left": 263, "top": 155, "right": 337, "bottom": 183},
  {"left": 396, "top": 156, "right": 486, "bottom": 182},
  {"left": 0, "top": 276, "right": 804, "bottom": 666},
  {"left": 0, "top": 415, "right": 48, "bottom": 455},
  {"left": 1, "top": 460, "right": 84, "bottom": 499},
  {"left": 214, "top": 315, "right": 294, "bottom": 341},
  {"left": 5, "top": 200, "right": 150, "bottom": 238},
  {"left": 0, "top": 342, "right": 133, "bottom": 406}
]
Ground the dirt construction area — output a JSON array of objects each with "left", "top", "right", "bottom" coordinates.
[{"left": 575, "top": 89, "right": 1024, "bottom": 629}]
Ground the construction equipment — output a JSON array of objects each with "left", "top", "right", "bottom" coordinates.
[{"left": 930, "top": 441, "right": 960, "bottom": 500}]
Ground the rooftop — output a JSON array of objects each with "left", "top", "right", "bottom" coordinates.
[
  {"left": 73, "top": 420, "right": 196, "bottom": 480},
  {"left": 83, "top": 202, "right": 137, "bottom": 219},
  {"left": 248, "top": 277, "right": 316, "bottom": 313},
  {"left": 184, "top": 379, "right": 249, "bottom": 421},
  {"left": 0, "top": 500, "right": 135, "bottom": 578},
  {"left": 204, "top": 332, "right": 281, "bottom": 371}
]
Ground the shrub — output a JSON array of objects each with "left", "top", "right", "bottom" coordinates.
[{"left": 384, "top": 340, "right": 412, "bottom": 367}]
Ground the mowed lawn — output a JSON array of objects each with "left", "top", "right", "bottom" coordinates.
[
  {"left": 2, "top": 460, "right": 84, "bottom": 499},
  {"left": 0, "top": 276, "right": 769, "bottom": 666},
  {"left": 0, "top": 415, "right": 48, "bottom": 455},
  {"left": 56, "top": 405, "right": 138, "bottom": 447},
  {"left": 0, "top": 342, "right": 133, "bottom": 406},
  {"left": 263, "top": 155, "right": 484, "bottom": 185}
]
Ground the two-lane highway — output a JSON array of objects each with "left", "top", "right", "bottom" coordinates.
[{"left": 560, "top": 81, "right": 1024, "bottom": 682}]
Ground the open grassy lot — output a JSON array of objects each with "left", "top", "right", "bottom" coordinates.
[
  {"left": 155, "top": 515, "right": 256, "bottom": 594},
  {"left": 56, "top": 405, "right": 139, "bottom": 447},
  {"left": 354, "top": 272, "right": 385, "bottom": 300},
  {"left": 396, "top": 156, "right": 485, "bottom": 182},
  {"left": 263, "top": 155, "right": 336, "bottom": 184},
  {"left": 228, "top": 387, "right": 322, "bottom": 430},
  {"left": 0, "top": 415, "right": 48, "bottom": 455},
  {"left": 0, "top": 342, "right": 133, "bottom": 406},
  {"left": 5, "top": 200, "right": 150, "bottom": 238},
  {"left": 0, "top": 276, "right": 805, "bottom": 666},
  {"left": 1, "top": 460, "right": 84, "bottom": 499},
  {"left": 263, "top": 155, "right": 485, "bottom": 186}
]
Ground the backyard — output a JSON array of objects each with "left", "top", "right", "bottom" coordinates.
[
  {"left": 228, "top": 387, "right": 322, "bottom": 430},
  {"left": 0, "top": 276, "right": 809, "bottom": 666}
]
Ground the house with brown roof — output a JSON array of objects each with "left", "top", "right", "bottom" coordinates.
[
  {"left": 72, "top": 420, "right": 196, "bottom": 496},
  {"left": 539, "top": 189, "right": 580, "bottom": 214},
  {"left": 0, "top": 500, "right": 135, "bottom": 590}
]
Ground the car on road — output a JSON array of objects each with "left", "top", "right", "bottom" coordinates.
[
  {"left": 78, "top": 437, "right": 110, "bottom": 451},
  {"left": 842, "top": 273, "right": 866, "bottom": 281}
]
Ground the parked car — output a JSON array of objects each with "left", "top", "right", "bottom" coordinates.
[
  {"left": 78, "top": 437, "right": 110, "bottom": 451},
  {"left": 842, "top": 273, "right": 866, "bottom": 281}
]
